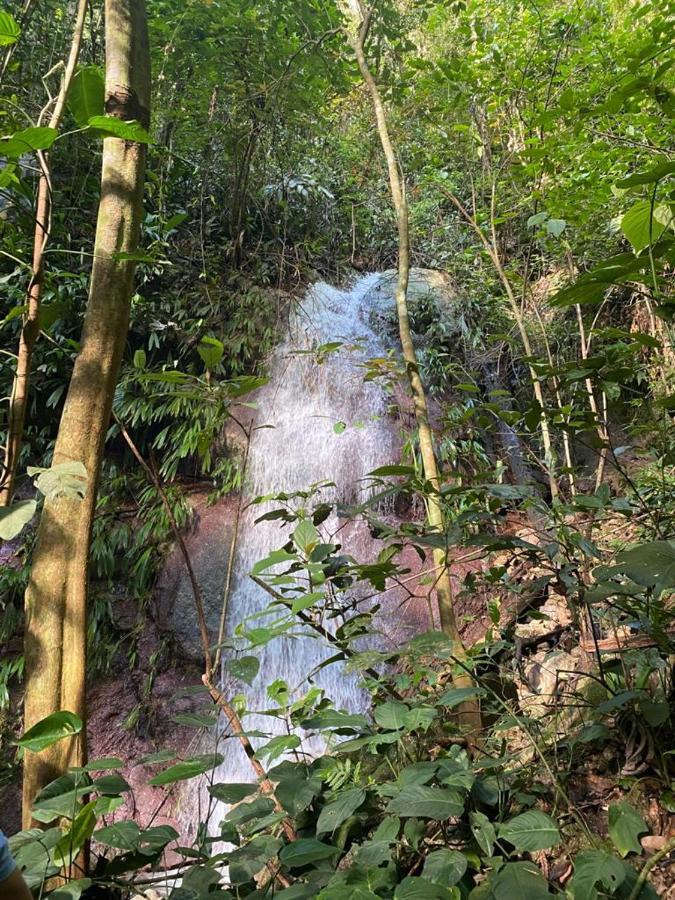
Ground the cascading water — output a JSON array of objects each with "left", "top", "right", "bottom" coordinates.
[{"left": 210, "top": 272, "right": 402, "bottom": 805}]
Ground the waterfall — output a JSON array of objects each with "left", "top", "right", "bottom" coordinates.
[{"left": 210, "top": 272, "right": 401, "bottom": 803}]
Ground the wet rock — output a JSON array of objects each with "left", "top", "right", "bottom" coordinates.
[{"left": 155, "top": 492, "right": 238, "bottom": 661}]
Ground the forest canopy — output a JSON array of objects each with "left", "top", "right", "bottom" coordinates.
[{"left": 0, "top": 0, "right": 674, "bottom": 897}]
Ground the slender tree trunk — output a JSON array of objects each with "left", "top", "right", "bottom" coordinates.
[
  {"left": 443, "top": 187, "right": 560, "bottom": 500},
  {"left": 344, "top": 4, "right": 480, "bottom": 735},
  {"left": 22, "top": 0, "right": 150, "bottom": 825},
  {"left": 0, "top": 0, "right": 89, "bottom": 507}
]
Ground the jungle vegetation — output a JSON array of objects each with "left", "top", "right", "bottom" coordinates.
[{"left": 0, "top": 0, "right": 674, "bottom": 896}]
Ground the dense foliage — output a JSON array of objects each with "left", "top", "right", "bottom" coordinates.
[{"left": 0, "top": 0, "right": 674, "bottom": 896}]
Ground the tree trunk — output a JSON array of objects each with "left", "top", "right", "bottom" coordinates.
[
  {"left": 22, "top": 0, "right": 150, "bottom": 826},
  {"left": 345, "top": 4, "right": 480, "bottom": 735},
  {"left": 0, "top": 0, "right": 89, "bottom": 507}
]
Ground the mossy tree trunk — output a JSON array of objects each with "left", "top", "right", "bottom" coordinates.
[{"left": 22, "top": 0, "right": 150, "bottom": 825}]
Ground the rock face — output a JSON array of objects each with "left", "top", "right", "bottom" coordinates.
[{"left": 156, "top": 492, "right": 239, "bottom": 662}]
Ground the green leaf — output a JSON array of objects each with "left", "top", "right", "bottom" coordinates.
[
  {"left": 394, "top": 877, "right": 457, "bottom": 898},
  {"left": 617, "top": 160, "right": 675, "bottom": 187},
  {"left": 488, "top": 861, "right": 551, "bottom": 898},
  {"left": 301, "top": 709, "right": 370, "bottom": 731},
  {"left": 621, "top": 201, "right": 673, "bottom": 254},
  {"left": 68, "top": 66, "right": 104, "bottom": 127},
  {"left": 0, "top": 11, "right": 21, "bottom": 45},
  {"left": 49, "top": 879, "right": 93, "bottom": 900},
  {"left": 0, "top": 126, "right": 58, "bottom": 157},
  {"left": 293, "top": 518, "right": 320, "bottom": 554},
  {"left": 276, "top": 774, "right": 322, "bottom": 814},
  {"left": 29, "top": 772, "right": 93, "bottom": 823},
  {"left": 546, "top": 218, "right": 567, "bottom": 238},
  {"left": 251, "top": 548, "right": 298, "bottom": 575},
  {"left": 208, "top": 783, "right": 258, "bottom": 804},
  {"left": 197, "top": 335, "right": 224, "bottom": 369},
  {"left": 316, "top": 787, "right": 366, "bottom": 835},
  {"left": 469, "top": 811, "right": 496, "bottom": 856},
  {"left": 608, "top": 801, "right": 648, "bottom": 857},
  {"left": 437, "top": 686, "right": 484, "bottom": 708},
  {"left": 28, "top": 461, "right": 88, "bottom": 500},
  {"left": 279, "top": 838, "right": 338, "bottom": 868},
  {"left": 9, "top": 827, "right": 61, "bottom": 887},
  {"left": 0, "top": 499, "right": 37, "bottom": 540},
  {"left": 82, "top": 757, "right": 124, "bottom": 771},
  {"left": 568, "top": 850, "right": 625, "bottom": 900},
  {"left": 225, "top": 796, "right": 275, "bottom": 826},
  {"left": 368, "top": 464, "right": 417, "bottom": 477},
  {"left": 374, "top": 700, "right": 409, "bottom": 730},
  {"left": 133, "top": 348, "right": 146, "bottom": 369},
  {"left": 227, "top": 655, "right": 260, "bottom": 685},
  {"left": 254, "top": 734, "right": 300, "bottom": 765},
  {"left": 527, "top": 212, "right": 548, "bottom": 229},
  {"left": 422, "top": 849, "right": 468, "bottom": 886},
  {"left": 148, "top": 753, "right": 223, "bottom": 786},
  {"left": 53, "top": 801, "right": 97, "bottom": 867},
  {"left": 605, "top": 540, "right": 675, "bottom": 598},
  {"left": 333, "top": 421, "right": 347, "bottom": 434},
  {"left": 93, "top": 820, "right": 141, "bottom": 851},
  {"left": 497, "top": 810, "right": 560, "bottom": 852},
  {"left": 92, "top": 773, "right": 131, "bottom": 795},
  {"left": 386, "top": 785, "right": 464, "bottom": 819},
  {"left": 17, "top": 711, "right": 83, "bottom": 753},
  {"left": 87, "top": 115, "right": 151, "bottom": 143}
]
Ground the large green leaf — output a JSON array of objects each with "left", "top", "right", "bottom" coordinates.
[
  {"left": 0, "top": 126, "right": 58, "bottom": 157},
  {"left": 197, "top": 335, "right": 225, "bottom": 369},
  {"left": 0, "top": 11, "right": 20, "bottom": 45},
  {"left": 279, "top": 838, "right": 339, "bottom": 868},
  {"left": 617, "top": 159, "right": 675, "bottom": 187},
  {"left": 488, "top": 861, "right": 552, "bottom": 899},
  {"left": 148, "top": 753, "right": 223, "bottom": 786},
  {"left": 87, "top": 115, "right": 152, "bottom": 143},
  {"left": 53, "top": 801, "right": 97, "bottom": 867},
  {"left": 0, "top": 499, "right": 37, "bottom": 540},
  {"left": 208, "top": 782, "right": 258, "bottom": 804},
  {"left": 49, "top": 879, "right": 93, "bottom": 899},
  {"left": 28, "top": 461, "right": 88, "bottom": 500},
  {"left": 422, "top": 849, "right": 467, "bottom": 887},
  {"left": 386, "top": 785, "right": 464, "bottom": 819},
  {"left": 254, "top": 734, "right": 300, "bottom": 764},
  {"left": 568, "top": 850, "right": 625, "bottom": 900},
  {"left": 497, "top": 810, "right": 560, "bottom": 852},
  {"left": 9, "top": 827, "right": 61, "bottom": 888},
  {"left": 226, "top": 655, "right": 260, "bottom": 685},
  {"left": 469, "top": 811, "right": 496, "bottom": 856},
  {"left": 374, "top": 700, "right": 409, "bottom": 730},
  {"left": 293, "top": 518, "right": 320, "bottom": 554},
  {"left": 394, "top": 877, "right": 458, "bottom": 898},
  {"left": 68, "top": 66, "right": 104, "bottom": 127},
  {"left": 608, "top": 801, "right": 648, "bottom": 857},
  {"left": 604, "top": 541, "right": 675, "bottom": 598},
  {"left": 17, "top": 711, "right": 83, "bottom": 753},
  {"left": 316, "top": 787, "right": 366, "bottom": 835},
  {"left": 94, "top": 820, "right": 141, "bottom": 851},
  {"left": 621, "top": 201, "right": 673, "bottom": 254},
  {"left": 276, "top": 774, "right": 322, "bottom": 814}
]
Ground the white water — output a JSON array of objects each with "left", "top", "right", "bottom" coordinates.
[{"left": 211, "top": 273, "right": 401, "bottom": 803}]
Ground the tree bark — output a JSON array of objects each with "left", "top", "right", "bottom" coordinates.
[
  {"left": 0, "top": 0, "right": 89, "bottom": 507},
  {"left": 344, "top": 4, "right": 480, "bottom": 735},
  {"left": 22, "top": 0, "right": 150, "bottom": 825}
]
